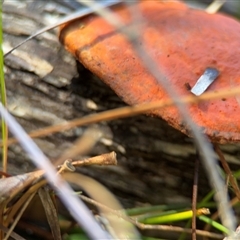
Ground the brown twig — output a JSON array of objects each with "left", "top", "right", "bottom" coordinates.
[
  {"left": 4, "top": 193, "right": 36, "bottom": 240},
  {"left": 192, "top": 153, "right": 200, "bottom": 240},
  {"left": 4, "top": 179, "right": 47, "bottom": 227},
  {"left": 38, "top": 187, "right": 62, "bottom": 240},
  {"left": 0, "top": 225, "right": 25, "bottom": 240},
  {"left": 72, "top": 151, "right": 117, "bottom": 167},
  {"left": 214, "top": 144, "right": 240, "bottom": 201},
  {"left": 57, "top": 152, "right": 117, "bottom": 173}
]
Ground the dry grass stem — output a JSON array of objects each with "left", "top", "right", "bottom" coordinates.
[
  {"left": 55, "top": 126, "right": 104, "bottom": 166},
  {"left": 5, "top": 180, "right": 47, "bottom": 227},
  {"left": 4, "top": 86, "right": 240, "bottom": 146},
  {"left": 38, "top": 187, "right": 61, "bottom": 240},
  {"left": 3, "top": 193, "right": 35, "bottom": 240},
  {"left": 0, "top": 225, "right": 25, "bottom": 240},
  {"left": 206, "top": 0, "right": 227, "bottom": 14},
  {"left": 192, "top": 155, "right": 200, "bottom": 240}
]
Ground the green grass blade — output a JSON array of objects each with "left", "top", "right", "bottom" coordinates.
[
  {"left": 126, "top": 203, "right": 190, "bottom": 216},
  {"left": 141, "top": 208, "right": 209, "bottom": 225},
  {"left": 0, "top": 0, "right": 8, "bottom": 173},
  {"left": 198, "top": 215, "right": 230, "bottom": 234}
]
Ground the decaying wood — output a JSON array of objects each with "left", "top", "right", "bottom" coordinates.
[{"left": 2, "top": 1, "right": 240, "bottom": 209}]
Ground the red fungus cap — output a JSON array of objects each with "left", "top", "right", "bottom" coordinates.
[{"left": 59, "top": 1, "right": 240, "bottom": 143}]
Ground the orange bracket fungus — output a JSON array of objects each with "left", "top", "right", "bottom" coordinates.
[{"left": 59, "top": 1, "right": 240, "bottom": 144}]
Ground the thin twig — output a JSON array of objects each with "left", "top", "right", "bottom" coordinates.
[
  {"left": 0, "top": 225, "right": 26, "bottom": 240},
  {"left": 72, "top": 152, "right": 117, "bottom": 167},
  {"left": 3, "top": 0, "right": 122, "bottom": 57},
  {"left": 57, "top": 152, "right": 117, "bottom": 173},
  {"left": 3, "top": 86, "right": 240, "bottom": 146},
  {"left": 38, "top": 187, "right": 62, "bottom": 240},
  {"left": 3, "top": 192, "right": 36, "bottom": 240},
  {"left": 192, "top": 153, "right": 200, "bottom": 240},
  {"left": 214, "top": 144, "right": 240, "bottom": 201},
  {"left": 5, "top": 180, "right": 47, "bottom": 227}
]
